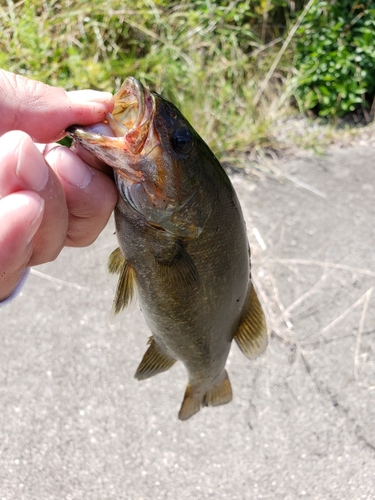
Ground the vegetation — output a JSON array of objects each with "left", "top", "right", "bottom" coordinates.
[
  {"left": 0, "top": 1, "right": 374, "bottom": 155},
  {"left": 294, "top": 0, "right": 375, "bottom": 118}
]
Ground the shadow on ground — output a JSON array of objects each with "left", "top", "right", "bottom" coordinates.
[{"left": 1, "top": 147, "right": 374, "bottom": 499}]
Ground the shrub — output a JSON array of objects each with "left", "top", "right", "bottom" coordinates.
[{"left": 293, "top": 0, "right": 375, "bottom": 118}]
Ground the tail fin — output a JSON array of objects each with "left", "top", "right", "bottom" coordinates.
[{"left": 178, "top": 371, "right": 232, "bottom": 421}]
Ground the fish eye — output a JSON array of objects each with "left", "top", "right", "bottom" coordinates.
[{"left": 170, "top": 127, "right": 193, "bottom": 155}]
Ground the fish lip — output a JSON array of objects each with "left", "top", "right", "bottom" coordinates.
[
  {"left": 66, "top": 125, "right": 123, "bottom": 146},
  {"left": 66, "top": 77, "right": 156, "bottom": 156}
]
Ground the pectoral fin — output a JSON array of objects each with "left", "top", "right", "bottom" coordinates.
[
  {"left": 135, "top": 337, "right": 176, "bottom": 380},
  {"left": 155, "top": 244, "right": 199, "bottom": 291},
  {"left": 178, "top": 371, "right": 232, "bottom": 421},
  {"left": 108, "top": 247, "right": 125, "bottom": 275},
  {"left": 108, "top": 247, "right": 135, "bottom": 314},
  {"left": 234, "top": 284, "right": 268, "bottom": 359}
]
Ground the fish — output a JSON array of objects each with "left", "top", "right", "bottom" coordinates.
[{"left": 67, "top": 77, "right": 267, "bottom": 420}]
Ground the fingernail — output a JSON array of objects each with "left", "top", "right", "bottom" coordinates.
[
  {"left": 67, "top": 90, "right": 113, "bottom": 105},
  {"left": 16, "top": 137, "right": 49, "bottom": 191},
  {"left": 0, "top": 192, "right": 45, "bottom": 245},
  {"left": 47, "top": 147, "right": 93, "bottom": 189}
]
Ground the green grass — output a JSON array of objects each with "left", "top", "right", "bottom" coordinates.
[{"left": 0, "top": 0, "right": 296, "bottom": 156}]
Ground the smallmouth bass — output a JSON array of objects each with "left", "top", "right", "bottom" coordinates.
[{"left": 67, "top": 77, "right": 267, "bottom": 420}]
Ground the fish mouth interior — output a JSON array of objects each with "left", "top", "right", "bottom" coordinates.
[
  {"left": 111, "top": 77, "right": 147, "bottom": 131},
  {"left": 66, "top": 77, "right": 155, "bottom": 156},
  {"left": 105, "top": 77, "right": 155, "bottom": 154}
]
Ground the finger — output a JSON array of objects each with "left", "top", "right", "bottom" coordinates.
[
  {"left": 0, "top": 70, "right": 113, "bottom": 143},
  {"left": 70, "top": 141, "right": 115, "bottom": 178},
  {"left": 45, "top": 145, "right": 118, "bottom": 247},
  {"left": 42, "top": 141, "right": 114, "bottom": 178},
  {"left": 0, "top": 191, "right": 44, "bottom": 301},
  {"left": 0, "top": 131, "right": 69, "bottom": 265}
]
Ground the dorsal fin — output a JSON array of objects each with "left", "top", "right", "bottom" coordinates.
[
  {"left": 233, "top": 284, "right": 268, "bottom": 359},
  {"left": 108, "top": 247, "right": 135, "bottom": 314},
  {"left": 135, "top": 337, "right": 176, "bottom": 380}
]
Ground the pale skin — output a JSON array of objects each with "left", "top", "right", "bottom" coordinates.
[{"left": 0, "top": 70, "right": 118, "bottom": 301}]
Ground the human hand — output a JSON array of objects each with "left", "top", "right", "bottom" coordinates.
[{"left": 0, "top": 70, "right": 118, "bottom": 302}]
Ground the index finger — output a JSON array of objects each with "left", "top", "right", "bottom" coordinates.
[{"left": 0, "top": 70, "right": 114, "bottom": 143}]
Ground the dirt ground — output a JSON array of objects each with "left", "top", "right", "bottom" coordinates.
[{"left": 1, "top": 144, "right": 375, "bottom": 499}]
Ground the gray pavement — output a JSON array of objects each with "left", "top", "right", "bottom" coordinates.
[{"left": 1, "top": 147, "right": 375, "bottom": 499}]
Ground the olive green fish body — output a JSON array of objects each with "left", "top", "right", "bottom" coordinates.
[
  {"left": 67, "top": 77, "right": 267, "bottom": 420},
  {"left": 114, "top": 167, "right": 248, "bottom": 384}
]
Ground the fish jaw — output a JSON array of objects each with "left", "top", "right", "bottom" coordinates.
[
  {"left": 66, "top": 77, "right": 213, "bottom": 238},
  {"left": 65, "top": 124, "right": 146, "bottom": 185},
  {"left": 66, "top": 78, "right": 183, "bottom": 223},
  {"left": 66, "top": 77, "right": 157, "bottom": 183}
]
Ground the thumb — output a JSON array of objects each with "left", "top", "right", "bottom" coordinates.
[{"left": 0, "top": 70, "right": 113, "bottom": 143}]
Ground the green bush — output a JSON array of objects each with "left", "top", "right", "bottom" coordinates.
[{"left": 294, "top": 0, "right": 375, "bottom": 118}]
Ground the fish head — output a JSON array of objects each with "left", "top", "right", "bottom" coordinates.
[{"left": 67, "top": 77, "right": 213, "bottom": 238}]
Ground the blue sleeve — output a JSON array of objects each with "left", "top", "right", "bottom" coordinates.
[{"left": 0, "top": 268, "right": 30, "bottom": 308}]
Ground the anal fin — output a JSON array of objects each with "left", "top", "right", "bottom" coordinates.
[
  {"left": 135, "top": 337, "right": 176, "bottom": 380},
  {"left": 108, "top": 247, "right": 135, "bottom": 314},
  {"left": 178, "top": 371, "right": 232, "bottom": 421},
  {"left": 234, "top": 283, "right": 268, "bottom": 359}
]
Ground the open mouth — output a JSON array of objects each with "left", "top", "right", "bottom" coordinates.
[{"left": 66, "top": 77, "right": 155, "bottom": 156}]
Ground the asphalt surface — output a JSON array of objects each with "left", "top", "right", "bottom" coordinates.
[{"left": 1, "top": 146, "right": 375, "bottom": 499}]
